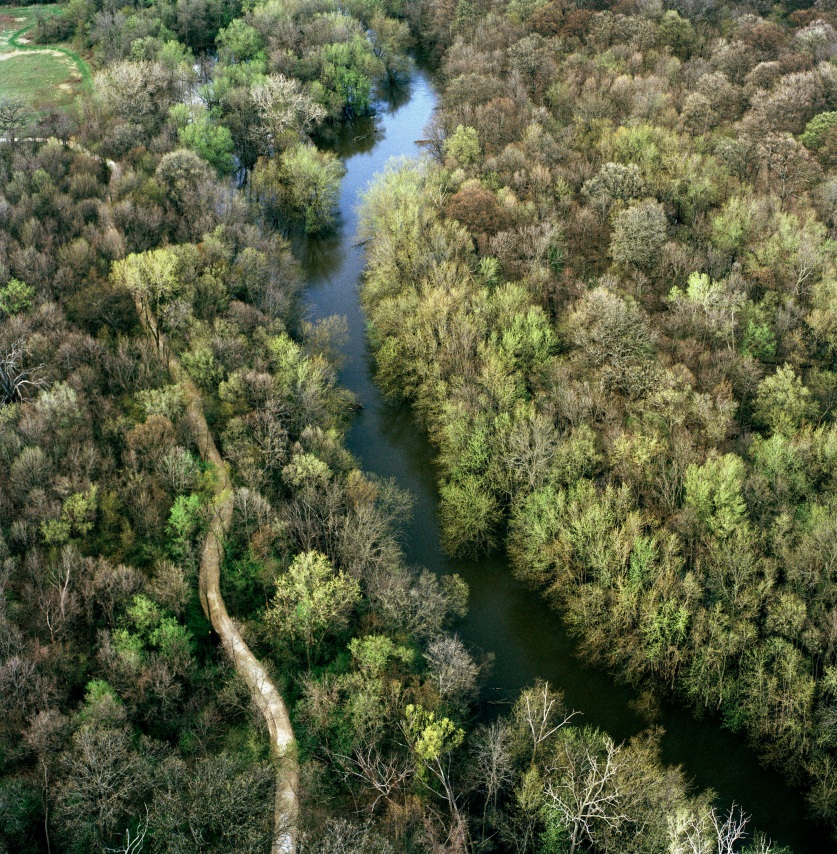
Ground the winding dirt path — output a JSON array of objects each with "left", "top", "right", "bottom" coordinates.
[
  {"left": 170, "top": 357, "right": 299, "bottom": 854},
  {"left": 6, "top": 119, "right": 299, "bottom": 854}
]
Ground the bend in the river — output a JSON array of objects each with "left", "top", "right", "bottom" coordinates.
[{"left": 299, "top": 67, "right": 817, "bottom": 853}]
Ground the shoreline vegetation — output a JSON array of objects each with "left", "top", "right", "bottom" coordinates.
[{"left": 360, "top": 0, "right": 837, "bottom": 847}]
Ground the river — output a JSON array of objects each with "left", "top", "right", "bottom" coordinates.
[{"left": 298, "top": 67, "right": 821, "bottom": 853}]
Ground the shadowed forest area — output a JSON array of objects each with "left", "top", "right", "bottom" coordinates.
[{"left": 0, "top": 0, "right": 834, "bottom": 851}]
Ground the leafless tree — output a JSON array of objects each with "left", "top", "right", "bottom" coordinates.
[
  {"left": 0, "top": 341, "right": 45, "bottom": 404},
  {"left": 44, "top": 546, "right": 80, "bottom": 643},
  {"left": 333, "top": 741, "right": 415, "bottom": 812},
  {"left": 0, "top": 98, "right": 32, "bottom": 147},
  {"left": 513, "top": 679, "right": 578, "bottom": 764},
  {"left": 470, "top": 720, "right": 514, "bottom": 828},
  {"left": 543, "top": 731, "right": 626, "bottom": 854},
  {"left": 234, "top": 487, "right": 276, "bottom": 539},
  {"left": 668, "top": 804, "right": 749, "bottom": 854},
  {"left": 424, "top": 634, "right": 481, "bottom": 703},
  {"left": 503, "top": 409, "right": 558, "bottom": 494},
  {"left": 712, "top": 805, "right": 749, "bottom": 854},
  {"left": 105, "top": 806, "right": 149, "bottom": 854}
]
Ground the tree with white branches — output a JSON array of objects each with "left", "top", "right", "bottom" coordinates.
[{"left": 0, "top": 341, "right": 44, "bottom": 404}]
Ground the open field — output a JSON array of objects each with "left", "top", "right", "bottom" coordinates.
[{"left": 0, "top": 5, "right": 91, "bottom": 110}]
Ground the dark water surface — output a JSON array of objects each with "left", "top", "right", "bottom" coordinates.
[{"left": 298, "top": 68, "right": 823, "bottom": 853}]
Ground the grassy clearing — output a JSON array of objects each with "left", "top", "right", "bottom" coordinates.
[
  {"left": 0, "top": 5, "right": 91, "bottom": 110},
  {"left": 0, "top": 52, "right": 82, "bottom": 108}
]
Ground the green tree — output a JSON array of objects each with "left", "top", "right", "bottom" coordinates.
[
  {"left": 264, "top": 550, "right": 360, "bottom": 667},
  {"left": 0, "top": 278, "right": 34, "bottom": 317},
  {"left": 216, "top": 18, "right": 265, "bottom": 63},
  {"left": 252, "top": 144, "right": 345, "bottom": 234},
  {"left": 753, "top": 365, "right": 816, "bottom": 435},
  {"left": 110, "top": 249, "right": 180, "bottom": 349},
  {"left": 445, "top": 125, "right": 481, "bottom": 168},
  {"left": 439, "top": 475, "right": 501, "bottom": 557},
  {"left": 801, "top": 111, "right": 837, "bottom": 151},
  {"left": 404, "top": 704, "right": 467, "bottom": 830},
  {"left": 171, "top": 105, "right": 237, "bottom": 175},
  {"left": 684, "top": 453, "right": 747, "bottom": 540}
]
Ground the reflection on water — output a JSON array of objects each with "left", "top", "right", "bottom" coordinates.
[
  {"left": 295, "top": 63, "right": 823, "bottom": 853},
  {"left": 289, "top": 225, "right": 344, "bottom": 282}
]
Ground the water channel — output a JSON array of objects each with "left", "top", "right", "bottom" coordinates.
[{"left": 298, "top": 66, "right": 822, "bottom": 853}]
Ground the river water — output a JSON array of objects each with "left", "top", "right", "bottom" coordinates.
[{"left": 298, "top": 68, "right": 821, "bottom": 853}]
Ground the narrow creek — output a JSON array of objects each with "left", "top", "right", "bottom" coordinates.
[{"left": 297, "top": 67, "right": 819, "bottom": 853}]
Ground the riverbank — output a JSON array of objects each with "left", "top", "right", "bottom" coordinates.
[{"left": 299, "top": 66, "right": 821, "bottom": 853}]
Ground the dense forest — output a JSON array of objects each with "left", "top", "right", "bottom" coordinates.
[
  {"left": 0, "top": 0, "right": 832, "bottom": 851},
  {"left": 360, "top": 0, "right": 837, "bottom": 844}
]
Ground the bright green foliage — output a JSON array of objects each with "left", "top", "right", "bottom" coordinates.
[
  {"left": 110, "top": 249, "right": 180, "bottom": 347},
  {"left": 216, "top": 19, "right": 265, "bottom": 63},
  {"left": 114, "top": 594, "right": 195, "bottom": 671},
  {"left": 445, "top": 125, "right": 481, "bottom": 167},
  {"left": 508, "top": 487, "right": 563, "bottom": 586},
  {"left": 741, "top": 319, "right": 777, "bottom": 361},
  {"left": 668, "top": 272, "right": 743, "bottom": 345},
  {"left": 644, "top": 599, "right": 689, "bottom": 665},
  {"left": 264, "top": 550, "right": 360, "bottom": 666},
  {"left": 137, "top": 385, "right": 187, "bottom": 421},
  {"left": 252, "top": 144, "right": 345, "bottom": 233},
  {"left": 167, "top": 493, "right": 206, "bottom": 561},
  {"left": 172, "top": 105, "right": 237, "bottom": 175},
  {"left": 711, "top": 195, "right": 754, "bottom": 254},
  {"left": 801, "top": 111, "right": 837, "bottom": 150},
  {"left": 404, "top": 704, "right": 465, "bottom": 763},
  {"left": 754, "top": 365, "right": 816, "bottom": 435},
  {"left": 314, "top": 36, "right": 382, "bottom": 118},
  {"left": 40, "top": 484, "right": 98, "bottom": 545},
  {"left": 369, "top": 12, "right": 410, "bottom": 82},
  {"left": 657, "top": 10, "right": 695, "bottom": 58},
  {"left": 348, "top": 634, "right": 415, "bottom": 676},
  {"left": 0, "top": 278, "right": 34, "bottom": 317},
  {"left": 280, "top": 143, "right": 345, "bottom": 233},
  {"left": 628, "top": 535, "right": 656, "bottom": 590},
  {"left": 684, "top": 453, "right": 747, "bottom": 539},
  {"left": 182, "top": 345, "right": 224, "bottom": 391},
  {"left": 439, "top": 475, "right": 501, "bottom": 557}
]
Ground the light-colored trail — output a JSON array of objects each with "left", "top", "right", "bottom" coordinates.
[
  {"left": 147, "top": 331, "right": 299, "bottom": 853},
  {"left": 6, "top": 123, "right": 299, "bottom": 854},
  {"left": 173, "top": 356, "right": 299, "bottom": 854}
]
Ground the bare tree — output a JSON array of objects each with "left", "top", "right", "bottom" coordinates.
[
  {"left": 105, "top": 806, "right": 149, "bottom": 854},
  {"left": 250, "top": 74, "right": 326, "bottom": 156},
  {"left": 712, "top": 805, "right": 749, "bottom": 854},
  {"left": 512, "top": 679, "right": 578, "bottom": 764},
  {"left": 44, "top": 546, "right": 80, "bottom": 643},
  {"left": 333, "top": 740, "right": 415, "bottom": 812},
  {"left": 470, "top": 721, "right": 514, "bottom": 829},
  {"left": 503, "top": 409, "right": 558, "bottom": 494},
  {"left": 424, "top": 635, "right": 481, "bottom": 704},
  {"left": 543, "top": 729, "right": 626, "bottom": 854},
  {"left": 0, "top": 341, "right": 45, "bottom": 404},
  {"left": 0, "top": 98, "right": 32, "bottom": 147},
  {"left": 668, "top": 804, "right": 749, "bottom": 854}
]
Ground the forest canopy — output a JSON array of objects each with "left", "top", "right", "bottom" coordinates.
[
  {"left": 359, "top": 0, "right": 837, "bottom": 844},
  {"left": 0, "top": 0, "right": 834, "bottom": 851}
]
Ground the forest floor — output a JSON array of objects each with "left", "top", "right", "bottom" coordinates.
[{"left": 0, "top": 6, "right": 91, "bottom": 109}]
